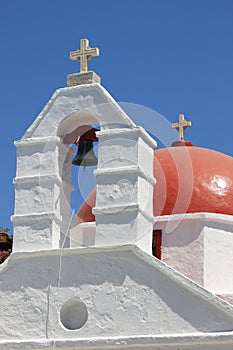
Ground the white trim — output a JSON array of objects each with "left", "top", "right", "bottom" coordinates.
[
  {"left": 13, "top": 174, "right": 74, "bottom": 191},
  {"left": 154, "top": 212, "right": 233, "bottom": 225},
  {"left": 11, "top": 212, "right": 62, "bottom": 224},
  {"left": 94, "top": 165, "right": 156, "bottom": 185},
  {"left": 0, "top": 332, "right": 233, "bottom": 349},
  {"left": 96, "top": 126, "right": 157, "bottom": 148},
  {"left": 14, "top": 136, "right": 62, "bottom": 147},
  {"left": 93, "top": 203, "right": 158, "bottom": 223}
]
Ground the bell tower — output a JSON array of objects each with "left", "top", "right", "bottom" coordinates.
[{"left": 11, "top": 38, "right": 156, "bottom": 254}]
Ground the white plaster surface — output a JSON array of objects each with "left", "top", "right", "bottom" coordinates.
[
  {"left": 0, "top": 245, "right": 233, "bottom": 349},
  {"left": 154, "top": 213, "right": 233, "bottom": 298},
  {"left": 204, "top": 226, "right": 233, "bottom": 294},
  {"left": 156, "top": 216, "right": 205, "bottom": 286}
]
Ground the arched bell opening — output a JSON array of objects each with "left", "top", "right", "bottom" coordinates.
[
  {"left": 57, "top": 112, "right": 99, "bottom": 248},
  {"left": 68, "top": 123, "right": 99, "bottom": 229}
]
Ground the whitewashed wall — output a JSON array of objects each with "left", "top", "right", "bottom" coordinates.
[{"left": 154, "top": 213, "right": 233, "bottom": 299}]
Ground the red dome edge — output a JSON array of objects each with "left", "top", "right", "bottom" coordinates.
[{"left": 74, "top": 147, "right": 233, "bottom": 225}]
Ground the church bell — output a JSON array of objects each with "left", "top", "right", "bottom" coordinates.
[{"left": 72, "top": 139, "right": 98, "bottom": 166}]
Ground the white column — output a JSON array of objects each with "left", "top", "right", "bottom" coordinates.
[
  {"left": 11, "top": 137, "right": 74, "bottom": 252},
  {"left": 93, "top": 127, "right": 156, "bottom": 254}
]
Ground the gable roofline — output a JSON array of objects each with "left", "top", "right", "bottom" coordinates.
[
  {"left": 21, "top": 84, "right": 135, "bottom": 140},
  {"left": 2, "top": 244, "right": 233, "bottom": 318}
]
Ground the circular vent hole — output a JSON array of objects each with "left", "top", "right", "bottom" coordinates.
[{"left": 60, "top": 298, "right": 88, "bottom": 330}]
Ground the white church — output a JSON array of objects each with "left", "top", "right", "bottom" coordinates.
[{"left": 0, "top": 39, "right": 233, "bottom": 349}]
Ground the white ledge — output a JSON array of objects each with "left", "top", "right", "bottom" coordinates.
[
  {"left": 94, "top": 165, "right": 156, "bottom": 185},
  {"left": 154, "top": 212, "right": 233, "bottom": 225},
  {"left": 93, "top": 203, "right": 154, "bottom": 222},
  {"left": 14, "top": 136, "right": 63, "bottom": 147},
  {"left": 96, "top": 126, "right": 157, "bottom": 148},
  {"left": 55, "top": 332, "right": 233, "bottom": 348},
  {"left": 13, "top": 174, "right": 74, "bottom": 191},
  {"left": 0, "top": 330, "right": 232, "bottom": 349},
  {"left": 11, "top": 212, "right": 62, "bottom": 224}
]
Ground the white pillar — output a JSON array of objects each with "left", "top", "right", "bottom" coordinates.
[
  {"left": 11, "top": 137, "right": 74, "bottom": 252},
  {"left": 93, "top": 127, "right": 156, "bottom": 254}
]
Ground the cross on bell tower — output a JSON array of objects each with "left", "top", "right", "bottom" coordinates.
[
  {"left": 68, "top": 38, "right": 101, "bottom": 86},
  {"left": 70, "top": 38, "right": 100, "bottom": 73},
  {"left": 172, "top": 114, "right": 191, "bottom": 140}
]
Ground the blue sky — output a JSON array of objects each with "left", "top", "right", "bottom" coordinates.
[{"left": 1, "top": 0, "right": 233, "bottom": 232}]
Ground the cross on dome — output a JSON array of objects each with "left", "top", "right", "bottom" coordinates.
[
  {"left": 70, "top": 38, "right": 100, "bottom": 73},
  {"left": 172, "top": 114, "right": 191, "bottom": 140}
]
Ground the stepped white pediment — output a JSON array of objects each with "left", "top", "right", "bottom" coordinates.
[
  {"left": 0, "top": 245, "right": 233, "bottom": 349},
  {"left": 22, "top": 84, "right": 135, "bottom": 140}
]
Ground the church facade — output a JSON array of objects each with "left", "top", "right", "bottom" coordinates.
[{"left": 0, "top": 39, "right": 233, "bottom": 349}]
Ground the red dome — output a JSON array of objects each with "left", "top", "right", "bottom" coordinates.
[
  {"left": 153, "top": 147, "right": 233, "bottom": 216},
  {"left": 73, "top": 147, "right": 233, "bottom": 225}
]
